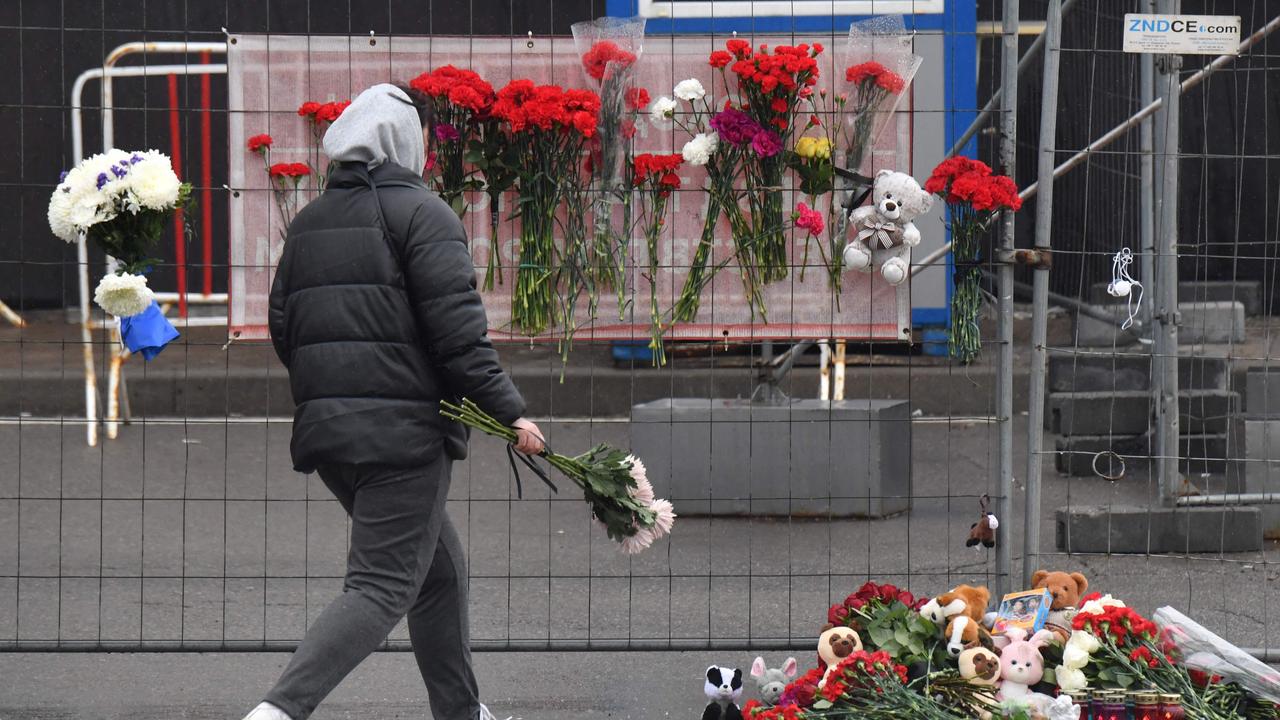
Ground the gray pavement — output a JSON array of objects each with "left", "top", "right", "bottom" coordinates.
[{"left": 2, "top": 414, "right": 1278, "bottom": 717}]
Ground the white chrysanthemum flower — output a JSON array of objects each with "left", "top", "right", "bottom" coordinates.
[
  {"left": 648, "top": 498, "right": 676, "bottom": 536},
  {"left": 620, "top": 527, "right": 656, "bottom": 555},
  {"left": 47, "top": 185, "right": 79, "bottom": 242},
  {"left": 1054, "top": 666, "right": 1088, "bottom": 694},
  {"left": 681, "top": 132, "right": 719, "bottom": 166},
  {"left": 649, "top": 96, "right": 677, "bottom": 124},
  {"left": 125, "top": 151, "right": 182, "bottom": 210},
  {"left": 93, "top": 272, "right": 153, "bottom": 317},
  {"left": 673, "top": 78, "right": 705, "bottom": 101}
]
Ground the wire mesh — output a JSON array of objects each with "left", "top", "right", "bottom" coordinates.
[{"left": 0, "top": 0, "right": 1274, "bottom": 666}]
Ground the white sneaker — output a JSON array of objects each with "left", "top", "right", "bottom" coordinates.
[
  {"left": 478, "top": 703, "right": 513, "bottom": 720},
  {"left": 241, "top": 702, "right": 292, "bottom": 720}
]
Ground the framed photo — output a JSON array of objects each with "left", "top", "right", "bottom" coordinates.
[{"left": 992, "top": 589, "right": 1052, "bottom": 635}]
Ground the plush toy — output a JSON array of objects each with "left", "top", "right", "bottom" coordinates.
[
  {"left": 996, "top": 627, "right": 1057, "bottom": 715},
  {"left": 920, "top": 584, "right": 992, "bottom": 656},
  {"left": 842, "top": 169, "right": 935, "bottom": 286},
  {"left": 967, "top": 494, "right": 998, "bottom": 549},
  {"left": 1030, "top": 569, "right": 1089, "bottom": 640},
  {"left": 702, "top": 665, "right": 744, "bottom": 720},
  {"left": 817, "top": 624, "right": 863, "bottom": 688},
  {"left": 958, "top": 646, "right": 1002, "bottom": 720},
  {"left": 750, "top": 656, "right": 798, "bottom": 707}
]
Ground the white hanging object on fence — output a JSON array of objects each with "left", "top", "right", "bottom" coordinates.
[{"left": 1107, "top": 247, "right": 1143, "bottom": 330}]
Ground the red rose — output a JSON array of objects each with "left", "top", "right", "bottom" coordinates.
[
  {"left": 790, "top": 683, "right": 816, "bottom": 707},
  {"left": 828, "top": 603, "right": 849, "bottom": 625},
  {"left": 896, "top": 591, "right": 914, "bottom": 607},
  {"left": 246, "top": 134, "right": 273, "bottom": 154},
  {"left": 709, "top": 50, "right": 733, "bottom": 68}
]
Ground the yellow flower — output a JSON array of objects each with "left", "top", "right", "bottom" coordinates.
[{"left": 796, "top": 136, "right": 832, "bottom": 160}]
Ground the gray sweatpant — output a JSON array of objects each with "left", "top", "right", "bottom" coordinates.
[{"left": 263, "top": 455, "right": 479, "bottom": 720}]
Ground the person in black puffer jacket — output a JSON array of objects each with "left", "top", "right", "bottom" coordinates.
[{"left": 247, "top": 83, "right": 540, "bottom": 720}]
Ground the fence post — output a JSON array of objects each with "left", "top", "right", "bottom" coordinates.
[
  {"left": 1023, "top": 0, "right": 1063, "bottom": 588},
  {"left": 1154, "top": 0, "right": 1183, "bottom": 504},
  {"left": 995, "top": 0, "right": 1019, "bottom": 600},
  {"left": 1139, "top": 0, "right": 1157, "bottom": 336}
]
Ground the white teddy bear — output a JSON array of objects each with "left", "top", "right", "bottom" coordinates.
[{"left": 842, "top": 169, "right": 934, "bottom": 286}]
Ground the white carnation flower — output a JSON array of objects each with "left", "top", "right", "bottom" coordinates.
[
  {"left": 681, "top": 132, "right": 719, "bottom": 166},
  {"left": 125, "top": 151, "right": 182, "bottom": 211},
  {"left": 94, "top": 272, "right": 154, "bottom": 317},
  {"left": 673, "top": 78, "right": 706, "bottom": 101},
  {"left": 649, "top": 96, "right": 678, "bottom": 124}
]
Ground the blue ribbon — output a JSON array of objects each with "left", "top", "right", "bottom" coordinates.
[{"left": 119, "top": 300, "right": 179, "bottom": 361}]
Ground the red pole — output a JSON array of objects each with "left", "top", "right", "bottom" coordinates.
[
  {"left": 167, "top": 74, "right": 187, "bottom": 318},
  {"left": 200, "top": 52, "right": 214, "bottom": 296}
]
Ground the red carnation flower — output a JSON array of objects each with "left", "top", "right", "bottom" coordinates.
[
  {"left": 269, "top": 162, "right": 310, "bottom": 182},
  {"left": 709, "top": 50, "right": 733, "bottom": 68},
  {"left": 582, "top": 40, "right": 636, "bottom": 81},
  {"left": 726, "top": 38, "right": 751, "bottom": 58},
  {"left": 770, "top": 97, "right": 789, "bottom": 114},
  {"left": 246, "top": 134, "right": 273, "bottom": 154},
  {"left": 297, "top": 101, "right": 321, "bottom": 118},
  {"left": 625, "top": 86, "right": 651, "bottom": 112}
]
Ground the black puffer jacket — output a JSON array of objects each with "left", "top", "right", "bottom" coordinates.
[{"left": 268, "top": 161, "right": 525, "bottom": 472}]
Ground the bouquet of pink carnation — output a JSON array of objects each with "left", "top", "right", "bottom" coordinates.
[{"left": 441, "top": 399, "right": 675, "bottom": 553}]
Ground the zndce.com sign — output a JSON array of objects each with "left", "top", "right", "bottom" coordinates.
[{"left": 1123, "top": 14, "right": 1241, "bottom": 55}]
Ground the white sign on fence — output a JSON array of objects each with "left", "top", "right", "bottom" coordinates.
[{"left": 1123, "top": 14, "right": 1241, "bottom": 55}]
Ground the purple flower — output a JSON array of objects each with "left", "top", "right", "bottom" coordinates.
[
  {"left": 111, "top": 164, "right": 128, "bottom": 178},
  {"left": 129, "top": 153, "right": 143, "bottom": 164},
  {"left": 434, "top": 123, "right": 460, "bottom": 142},
  {"left": 59, "top": 170, "right": 69, "bottom": 182},
  {"left": 96, "top": 172, "right": 109, "bottom": 190},
  {"left": 709, "top": 108, "right": 761, "bottom": 146},
  {"left": 751, "top": 129, "right": 782, "bottom": 158}
]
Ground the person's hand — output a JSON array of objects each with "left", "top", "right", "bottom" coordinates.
[{"left": 511, "top": 418, "right": 545, "bottom": 456}]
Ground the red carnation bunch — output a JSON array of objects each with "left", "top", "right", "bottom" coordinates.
[
  {"left": 493, "top": 81, "right": 601, "bottom": 137},
  {"left": 298, "top": 100, "right": 350, "bottom": 125},
  {"left": 845, "top": 61, "right": 906, "bottom": 94},
  {"left": 268, "top": 162, "right": 310, "bottom": 182},
  {"left": 581, "top": 40, "right": 636, "bottom": 81},
  {"left": 925, "top": 156, "right": 1021, "bottom": 212},
  {"left": 729, "top": 42, "right": 821, "bottom": 121},
  {"left": 246, "top": 134, "right": 273, "bottom": 154},
  {"left": 409, "top": 65, "right": 496, "bottom": 116},
  {"left": 631, "top": 153, "right": 683, "bottom": 193}
]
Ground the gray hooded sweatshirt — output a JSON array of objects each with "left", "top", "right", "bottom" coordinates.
[{"left": 322, "top": 83, "right": 425, "bottom": 174}]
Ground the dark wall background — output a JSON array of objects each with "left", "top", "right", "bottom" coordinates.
[
  {"left": 4, "top": 1, "right": 1276, "bottom": 313},
  {"left": 978, "top": 0, "right": 1280, "bottom": 313},
  {"left": 0, "top": 0, "right": 600, "bottom": 310}
]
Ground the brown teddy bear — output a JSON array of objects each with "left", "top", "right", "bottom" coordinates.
[
  {"left": 817, "top": 624, "right": 863, "bottom": 688},
  {"left": 1030, "top": 569, "right": 1088, "bottom": 640}
]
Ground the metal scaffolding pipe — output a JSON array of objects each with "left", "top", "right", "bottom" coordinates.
[
  {"left": 1023, "top": 0, "right": 1063, "bottom": 587},
  {"left": 1176, "top": 493, "right": 1280, "bottom": 506},
  {"left": 946, "top": 0, "right": 1080, "bottom": 159},
  {"left": 994, "top": 0, "right": 1019, "bottom": 601}
]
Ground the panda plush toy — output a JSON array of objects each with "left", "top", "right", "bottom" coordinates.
[{"left": 702, "top": 665, "right": 744, "bottom": 720}]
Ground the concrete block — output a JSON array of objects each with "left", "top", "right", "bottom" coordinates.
[
  {"left": 1246, "top": 368, "right": 1280, "bottom": 417},
  {"left": 1055, "top": 505, "right": 1261, "bottom": 553},
  {"left": 1049, "top": 390, "right": 1237, "bottom": 436},
  {"left": 1229, "top": 417, "right": 1280, "bottom": 536},
  {"left": 630, "top": 398, "right": 911, "bottom": 518},
  {"left": 1179, "top": 301, "right": 1247, "bottom": 344},
  {"left": 1091, "top": 280, "right": 1262, "bottom": 316},
  {"left": 1072, "top": 301, "right": 1245, "bottom": 347},
  {"left": 1054, "top": 433, "right": 1235, "bottom": 477},
  {"left": 1047, "top": 352, "right": 1227, "bottom": 393}
]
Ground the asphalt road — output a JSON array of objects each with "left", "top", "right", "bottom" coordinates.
[{"left": 1, "top": 416, "right": 1278, "bottom": 718}]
